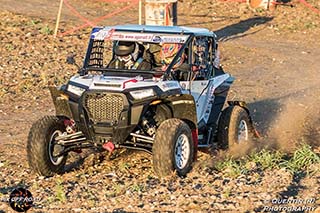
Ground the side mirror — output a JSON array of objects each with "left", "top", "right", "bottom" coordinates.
[
  {"left": 66, "top": 55, "right": 80, "bottom": 69},
  {"left": 66, "top": 55, "right": 76, "bottom": 65}
]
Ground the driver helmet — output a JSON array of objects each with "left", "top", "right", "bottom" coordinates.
[
  {"left": 114, "top": 41, "right": 139, "bottom": 63},
  {"left": 161, "top": 43, "right": 185, "bottom": 70}
]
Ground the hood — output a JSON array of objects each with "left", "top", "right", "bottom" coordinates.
[{"left": 68, "top": 74, "right": 157, "bottom": 91}]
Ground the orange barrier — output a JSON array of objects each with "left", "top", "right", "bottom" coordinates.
[
  {"left": 63, "top": 0, "right": 94, "bottom": 27},
  {"left": 298, "top": 0, "right": 320, "bottom": 15},
  {"left": 58, "top": 0, "right": 139, "bottom": 37}
]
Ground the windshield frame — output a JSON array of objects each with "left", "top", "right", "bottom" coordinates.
[{"left": 80, "top": 30, "right": 196, "bottom": 80}]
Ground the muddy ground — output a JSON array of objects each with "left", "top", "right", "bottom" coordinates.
[{"left": 0, "top": 0, "right": 319, "bottom": 212}]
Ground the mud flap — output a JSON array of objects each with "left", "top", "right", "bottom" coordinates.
[
  {"left": 49, "top": 86, "right": 73, "bottom": 118},
  {"left": 191, "top": 129, "right": 198, "bottom": 161}
]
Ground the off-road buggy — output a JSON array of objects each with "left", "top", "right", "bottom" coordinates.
[{"left": 27, "top": 25, "right": 258, "bottom": 177}]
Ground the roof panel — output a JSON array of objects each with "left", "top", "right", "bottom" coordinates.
[{"left": 98, "top": 24, "right": 214, "bottom": 36}]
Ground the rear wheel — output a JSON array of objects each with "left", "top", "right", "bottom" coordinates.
[
  {"left": 218, "top": 106, "right": 252, "bottom": 149},
  {"left": 153, "top": 118, "right": 194, "bottom": 177},
  {"left": 27, "top": 116, "right": 68, "bottom": 176}
]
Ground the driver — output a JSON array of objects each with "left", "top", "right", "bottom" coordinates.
[{"left": 108, "top": 41, "right": 152, "bottom": 70}]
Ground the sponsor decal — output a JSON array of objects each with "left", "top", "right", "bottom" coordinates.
[
  {"left": 162, "top": 82, "right": 179, "bottom": 89},
  {"left": 160, "top": 35, "right": 188, "bottom": 43},
  {"left": 91, "top": 28, "right": 113, "bottom": 40},
  {"left": 91, "top": 29, "right": 189, "bottom": 44},
  {"left": 152, "top": 35, "right": 162, "bottom": 43},
  {"left": 111, "top": 33, "right": 154, "bottom": 42}
]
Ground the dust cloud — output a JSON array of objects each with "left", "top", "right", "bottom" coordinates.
[
  {"left": 213, "top": 87, "right": 320, "bottom": 161},
  {"left": 267, "top": 89, "right": 320, "bottom": 153}
]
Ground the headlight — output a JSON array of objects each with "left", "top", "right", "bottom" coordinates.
[
  {"left": 130, "top": 89, "right": 155, "bottom": 100},
  {"left": 67, "top": 84, "right": 85, "bottom": 96}
]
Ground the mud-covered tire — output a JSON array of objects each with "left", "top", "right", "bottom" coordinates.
[
  {"left": 217, "top": 106, "right": 252, "bottom": 149},
  {"left": 27, "top": 116, "right": 67, "bottom": 176},
  {"left": 153, "top": 118, "right": 194, "bottom": 177}
]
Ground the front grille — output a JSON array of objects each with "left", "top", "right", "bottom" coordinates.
[{"left": 83, "top": 93, "right": 124, "bottom": 123}]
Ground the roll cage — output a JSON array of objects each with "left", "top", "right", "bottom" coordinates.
[{"left": 79, "top": 25, "right": 220, "bottom": 81}]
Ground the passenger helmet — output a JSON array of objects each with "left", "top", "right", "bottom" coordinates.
[{"left": 161, "top": 43, "right": 184, "bottom": 69}]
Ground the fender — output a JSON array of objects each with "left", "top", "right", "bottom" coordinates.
[
  {"left": 166, "top": 94, "right": 198, "bottom": 129},
  {"left": 165, "top": 94, "right": 199, "bottom": 159}
]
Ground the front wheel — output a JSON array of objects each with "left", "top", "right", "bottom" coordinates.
[
  {"left": 27, "top": 116, "right": 68, "bottom": 176},
  {"left": 217, "top": 106, "right": 253, "bottom": 149},
  {"left": 152, "top": 118, "right": 194, "bottom": 177}
]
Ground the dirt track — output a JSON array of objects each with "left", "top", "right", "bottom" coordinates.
[{"left": 0, "top": 0, "right": 319, "bottom": 212}]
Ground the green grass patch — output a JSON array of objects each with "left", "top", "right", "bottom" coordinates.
[
  {"left": 215, "top": 158, "right": 248, "bottom": 178},
  {"left": 248, "top": 149, "right": 284, "bottom": 170},
  {"left": 214, "top": 144, "right": 319, "bottom": 178},
  {"left": 40, "top": 25, "right": 53, "bottom": 35},
  {"left": 55, "top": 179, "right": 66, "bottom": 203},
  {"left": 129, "top": 183, "right": 145, "bottom": 193},
  {"left": 282, "top": 144, "right": 320, "bottom": 174}
]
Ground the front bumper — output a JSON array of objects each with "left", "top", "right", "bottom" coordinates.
[
  {"left": 50, "top": 87, "right": 147, "bottom": 145},
  {"left": 79, "top": 91, "right": 135, "bottom": 144}
]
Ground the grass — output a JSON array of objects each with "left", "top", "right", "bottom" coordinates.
[
  {"left": 305, "top": 22, "right": 317, "bottom": 29},
  {"left": 105, "top": 182, "right": 126, "bottom": 198},
  {"left": 283, "top": 144, "right": 320, "bottom": 174},
  {"left": 214, "top": 143, "right": 319, "bottom": 178},
  {"left": 40, "top": 25, "right": 53, "bottom": 35},
  {"left": 31, "top": 181, "right": 40, "bottom": 192},
  {"left": 119, "top": 162, "right": 131, "bottom": 172},
  {"left": 5, "top": 44, "right": 14, "bottom": 51},
  {"left": 0, "top": 160, "right": 9, "bottom": 168},
  {"left": 19, "top": 79, "right": 34, "bottom": 92},
  {"left": 222, "top": 187, "right": 232, "bottom": 199},
  {"left": 248, "top": 149, "right": 284, "bottom": 170},
  {"left": 55, "top": 179, "right": 66, "bottom": 203},
  {"left": 46, "top": 196, "right": 55, "bottom": 205},
  {"left": 130, "top": 183, "right": 145, "bottom": 193},
  {"left": 30, "top": 19, "right": 41, "bottom": 26},
  {"left": 215, "top": 158, "right": 248, "bottom": 178}
]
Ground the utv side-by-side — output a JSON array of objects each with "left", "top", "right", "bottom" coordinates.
[{"left": 27, "top": 25, "right": 257, "bottom": 177}]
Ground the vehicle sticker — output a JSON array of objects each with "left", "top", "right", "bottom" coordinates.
[
  {"left": 172, "top": 100, "right": 194, "bottom": 105},
  {"left": 152, "top": 35, "right": 162, "bottom": 43},
  {"left": 91, "top": 28, "right": 113, "bottom": 40},
  {"left": 111, "top": 33, "right": 154, "bottom": 42},
  {"left": 159, "top": 35, "right": 189, "bottom": 43},
  {"left": 162, "top": 82, "right": 180, "bottom": 89},
  {"left": 180, "top": 82, "right": 187, "bottom": 90},
  {"left": 91, "top": 29, "right": 189, "bottom": 43}
]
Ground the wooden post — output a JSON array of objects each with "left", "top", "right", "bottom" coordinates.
[
  {"left": 54, "top": 0, "right": 64, "bottom": 38},
  {"left": 139, "top": 0, "right": 142, "bottom": 25}
]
